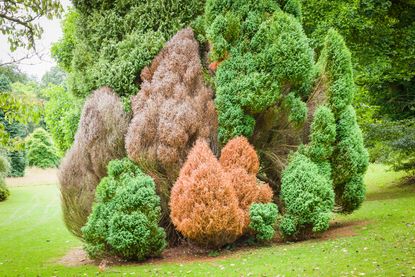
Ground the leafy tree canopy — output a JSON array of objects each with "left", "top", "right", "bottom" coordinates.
[{"left": 0, "top": 0, "right": 63, "bottom": 51}]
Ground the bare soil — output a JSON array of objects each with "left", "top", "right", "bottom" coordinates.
[
  {"left": 6, "top": 167, "right": 58, "bottom": 187},
  {"left": 58, "top": 220, "right": 369, "bottom": 267}
]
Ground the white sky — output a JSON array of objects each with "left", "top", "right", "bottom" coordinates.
[{"left": 0, "top": 0, "right": 72, "bottom": 81}]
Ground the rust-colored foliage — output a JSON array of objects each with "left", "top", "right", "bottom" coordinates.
[
  {"left": 170, "top": 137, "right": 273, "bottom": 247},
  {"left": 59, "top": 87, "right": 130, "bottom": 238},
  {"left": 126, "top": 28, "right": 218, "bottom": 173},
  {"left": 170, "top": 140, "right": 244, "bottom": 248},
  {"left": 221, "top": 137, "right": 273, "bottom": 229},
  {"left": 219, "top": 136, "right": 259, "bottom": 175}
]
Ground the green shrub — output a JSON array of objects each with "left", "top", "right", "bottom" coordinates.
[
  {"left": 280, "top": 153, "right": 334, "bottom": 238},
  {"left": 332, "top": 106, "right": 368, "bottom": 212},
  {"left": 82, "top": 158, "right": 166, "bottom": 260},
  {"left": 26, "top": 128, "right": 60, "bottom": 168},
  {"left": 249, "top": 203, "right": 279, "bottom": 241},
  {"left": 208, "top": 3, "right": 315, "bottom": 143},
  {"left": 7, "top": 151, "right": 26, "bottom": 177},
  {"left": 0, "top": 153, "right": 10, "bottom": 178},
  {"left": 0, "top": 182, "right": 9, "bottom": 201},
  {"left": 0, "top": 154, "right": 10, "bottom": 201},
  {"left": 319, "top": 29, "right": 369, "bottom": 213}
]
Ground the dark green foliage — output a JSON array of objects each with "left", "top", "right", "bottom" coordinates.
[
  {"left": 0, "top": 113, "right": 28, "bottom": 177},
  {"left": 280, "top": 0, "right": 302, "bottom": 21},
  {"left": 7, "top": 151, "right": 26, "bottom": 177},
  {"left": 26, "top": 128, "right": 59, "bottom": 168},
  {"left": 53, "top": 0, "right": 206, "bottom": 98},
  {"left": 82, "top": 158, "right": 166, "bottom": 260},
  {"left": 0, "top": 183, "right": 10, "bottom": 201},
  {"left": 365, "top": 119, "right": 415, "bottom": 174},
  {"left": 249, "top": 203, "right": 278, "bottom": 241},
  {"left": 284, "top": 93, "right": 308, "bottom": 124},
  {"left": 303, "top": 0, "right": 415, "bottom": 121},
  {"left": 206, "top": 0, "right": 314, "bottom": 143},
  {"left": 0, "top": 154, "right": 10, "bottom": 201},
  {"left": 280, "top": 153, "right": 334, "bottom": 238},
  {"left": 42, "top": 85, "right": 81, "bottom": 155},
  {"left": 0, "top": 74, "right": 12, "bottom": 92}
]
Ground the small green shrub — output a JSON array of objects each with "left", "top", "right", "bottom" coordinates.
[
  {"left": 26, "top": 128, "right": 60, "bottom": 168},
  {"left": 0, "top": 182, "right": 9, "bottom": 201},
  {"left": 0, "top": 153, "right": 10, "bottom": 178},
  {"left": 7, "top": 151, "right": 26, "bottom": 177},
  {"left": 280, "top": 153, "right": 334, "bottom": 238},
  {"left": 249, "top": 203, "right": 279, "bottom": 241},
  {"left": 82, "top": 158, "right": 166, "bottom": 261},
  {"left": 0, "top": 154, "right": 10, "bottom": 201}
]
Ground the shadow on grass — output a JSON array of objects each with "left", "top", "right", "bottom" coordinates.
[
  {"left": 57, "top": 220, "right": 370, "bottom": 268},
  {"left": 366, "top": 175, "right": 415, "bottom": 201}
]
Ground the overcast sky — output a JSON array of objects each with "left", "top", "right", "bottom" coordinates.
[{"left": 0, "top": 0, "right": 72, "bottom": 81}]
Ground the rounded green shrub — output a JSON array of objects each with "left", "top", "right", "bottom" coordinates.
[
  {"left": 26, "top": 128, "right": 60, "bottom": 168},
  {"left": 0, "top": 154, "right": 10, "bottom": 201},
  {"left": 280, "top": 153, "right": 334, "bottom": 238},
  {"left": 0, "top": 182, "right": 9, "bottom": 201},
  {"left": 249, "top": 203, "right": 279, "bottom": 241},
  {"left": 82, "top": 158, "right": 166, "bottom": 261}
]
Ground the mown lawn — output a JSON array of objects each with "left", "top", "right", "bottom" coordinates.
[{"left": 0, "top": 164, "right": 414, "bottom": 276}]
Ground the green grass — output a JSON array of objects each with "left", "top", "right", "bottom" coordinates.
[{"left": 0, "top": 164, "right": 414, "bottom": 276}]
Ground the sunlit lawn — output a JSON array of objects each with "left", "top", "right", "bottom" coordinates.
[{"left": 0, "top": 164, "right": 414, "bottom": 276}]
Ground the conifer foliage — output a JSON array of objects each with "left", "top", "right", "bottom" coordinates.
[
  {"left": 82, "top": 158, "right": 166, "bottom": 260},
  {"left": 58, "top": 0, "right": 369, "bottom": 256},
  {"left": 26, "top": 128, "right": 59, "bottom": 168},
  {"left": 318, "top": 30, "right": 369, "bottom": 213},
  {"left": 170, "top": 137, "right": 273, "bottom": 247}
]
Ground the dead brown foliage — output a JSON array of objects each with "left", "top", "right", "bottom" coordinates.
[
  {"left": 58, "top": 87, "right": 130, "bottom": 238},
  {"left": 126, "top": 28, "right": 218, "bottom": 173},
  {"left": 170, "top": 137, "right": 273, "bottom": 247},
  {"left": 125, "top": 28, "right": 218, "bottom": 244}
]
